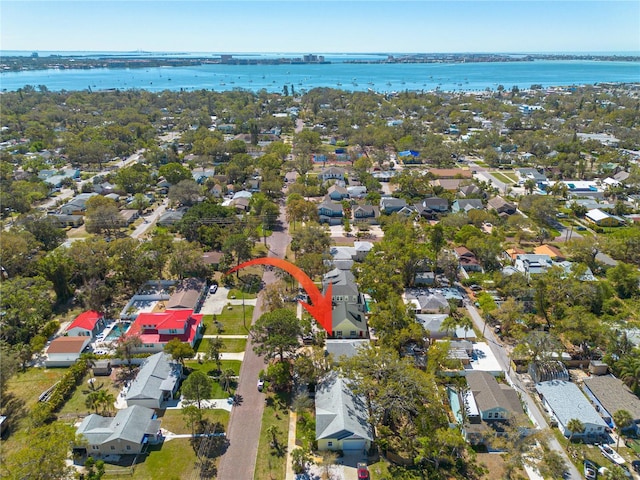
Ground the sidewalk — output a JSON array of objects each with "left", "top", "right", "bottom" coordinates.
[{"left": 285, "top": 411, "right": 298, "bottom": 480}]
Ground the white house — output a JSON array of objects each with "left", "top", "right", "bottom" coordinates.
[
  {"left": 45, "top": 336, "right": 92, "bottom": 367},
  {"left": 75, "top": 405, "right": 162, "bottom": 456},
  {"left": 535, "top": 380, "right": 608, "bottom": 441}
]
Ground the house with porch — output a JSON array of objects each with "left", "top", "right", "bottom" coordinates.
[
  {"left": 353, "top": 205, "right": 380, "bottom": 225},
  {"left": 75, "top": 405, "right": 162, "bottom": 457},
  {"left": 451, "top": 199, "right": 484, "bottom": 214},
  {"left": 318, "top": 200, "right": 344, "bottom": 225},
  {"left": 319, "top": 167, "right": 346, "bottom": 183}
]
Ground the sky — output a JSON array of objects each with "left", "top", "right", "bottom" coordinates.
[{"left": 1, "top": 1, "right": 639, "bottom": 54}]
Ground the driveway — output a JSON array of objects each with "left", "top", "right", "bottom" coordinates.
[{"left": 200, "top": 286, "right": 258, "bottom": 316}]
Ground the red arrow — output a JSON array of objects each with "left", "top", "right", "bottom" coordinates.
[{"left": 227, "top": 258, "right": 333, "bottom": 335}]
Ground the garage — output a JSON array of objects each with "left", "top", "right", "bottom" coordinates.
[{"left": 342, "top": 438, "right": 366, "bottom": 451}]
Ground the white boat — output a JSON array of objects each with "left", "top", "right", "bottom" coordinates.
[{"left": 599, "top": 444, "right": 626, "bottom": 465}]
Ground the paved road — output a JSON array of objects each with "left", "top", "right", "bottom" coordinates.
[
  {"left": 465, "top": 302, "right": 582, "bottom": 480},
  {"left": 216, "top": 207, "right": 291, "bottom": 480}
]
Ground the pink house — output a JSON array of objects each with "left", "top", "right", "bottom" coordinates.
[{"left": 125, "top": 309, "right": 203, "bottom": 353}]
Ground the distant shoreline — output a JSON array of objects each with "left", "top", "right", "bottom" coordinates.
[{"left": 1, "top": 52, "right": 639, "bottom": 72}]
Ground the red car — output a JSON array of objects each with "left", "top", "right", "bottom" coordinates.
[{"left": 357, "top": 462, "right": 369, "bottom": 479}]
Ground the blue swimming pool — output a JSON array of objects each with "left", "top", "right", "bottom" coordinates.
[
  {"left": 447, "top": 387, "right": 463, "bottom": 424},
  {"left": 104, "top": 322, "right": 131, "bottom": 341}
]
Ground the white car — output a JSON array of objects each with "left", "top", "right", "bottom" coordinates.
[
  {"left": 257, "top": 379, "right": 264, "bottom": 392},
  {"left": 209, "top": 285, "right": 218, "bottom": 295}
]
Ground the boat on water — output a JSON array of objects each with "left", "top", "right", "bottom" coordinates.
[
  {"left": 584, "top": 459, "right": 597, "bottom": 480},
  {"left": 599, "top": 444, "right": 626, "bottom": 465}
]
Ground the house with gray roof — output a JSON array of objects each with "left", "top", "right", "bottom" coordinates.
[
  {"left": 59, "top": 193, "right": 98, "bottom": 215},
  {"left": 325, "top": 339, "right": 370, "bottom": 363},
  {"left": 353, "top": 205, "right": 380, "bottom": 225},
  {"left": 323, "top": 268, "right": 361, "bottom": 304},
  {"left": 318, "top": 200, "right": 344, "bottom": 226},
  {"left": 535, "top": 380, "right": 608, "bottom": 441},
  {"left": 451, "top": 199, "right": 484, "bottom": 213},
  {"left": 466, "top": 371, "right": 524, "bottom": 421},
  {"left": 415, "top": 314, "right": 475, "bottom": 340},
  {"left": 462, "top": 371, "right": 525, "bottom": 445},
  {"left": 583, "top": 375, "right": 640, "bottom": 431},
  {"left": 379, "top": 197, "right": 407, "bottom": 215},
  {"left": 514, "top": 254, "right": 553, "bottom": 279},
  {"left": 327, "top": 184, "right": 349, "bottom": 201},
  {"left": 126, "top": 353, "right": 182, "bottom": 409},
  {"left": 319, "top": 167, "right": 346, "bottom": 183},
  {"left": 75, "top": 405, "right": 162, "bottom": 456},
  {"left": 315, "top": 372, "right": 373, "bottom": 452}
]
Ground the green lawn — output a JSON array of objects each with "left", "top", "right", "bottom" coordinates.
[
  {"left": 502, "top": 171, "right": 519, "bottom": 182},
  {"left": 254, "top": 392, "right": 291, "bottom": 480},
  {"left": 183, "top": 360, "right": 243, "bottom": 397},
  {"left": 195, "top": 337, "right": 247, "bottom": 354},
  {"left": 226, "top": 289, "right": 257, "bottom": 300},
  {"left": 157, "top": 408, "right": 230, "bottom": 435},
  {"left": 490, "top": 172, "right": 515, "bottom": 184},
  {"left": 202, "top": 305, "right": 255, "bottom": 335},
  {"left": 58, "top": 371, "right": 122, "bottom": 417},
  {"left": 103, "top": 439, "right": 197, "bottom": 480},
  {"left": 6, "top": 367, "right": 67, "bottom": 413}
]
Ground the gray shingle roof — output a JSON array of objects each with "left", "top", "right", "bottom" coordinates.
[
  {"left": 315, "top": 372, "right": 373, "bottom": 442},
  {"left": 535, "top": 380, "right": 607, "bottom": 428},
  {"left": 126, "top": 353, "right": 181, "bottom": 403},
  {"left": 583, "top": 375, "right": 640, "bottom": 421},
  {"left": 77, "top": 405, "right": 160, "bottom": 445},
  {"left": 466, "top": 371, "right": 524, "bottom": 415}
]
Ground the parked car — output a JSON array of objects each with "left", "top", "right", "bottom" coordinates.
[
  {"left": 631, "top": 460, "right": 640, "bottom": 473},
  {"left": 209, "top": 284, "right": 218, "bottom": 295},
  {"left": 257, "top": 379, "right": 264, "bottom": 392},
  {"left": 357, "top": 462, "right": 369, "bottom": 480}
]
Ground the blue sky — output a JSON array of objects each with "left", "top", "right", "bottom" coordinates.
[{"left": 1, "top": 1, "right": 639, "bottom": 53}]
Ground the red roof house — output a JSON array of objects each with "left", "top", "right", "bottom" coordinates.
[
  {"left": 125, "top": 309, "right": 203, "bottom": 353},
  {"left": 65, "top": 311, "right": 105, "bottom": 337}
]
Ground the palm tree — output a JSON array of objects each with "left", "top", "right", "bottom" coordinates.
[
  {"left": 85, "top": 391, "right": 102, "bottom": 414},
  {"left": 98, "top": 391, "right": 116, "bottom": 415},
  {"left": 523, "top": 179, "right": 537, "bottom": 195},
  {"left": 219, "top": 368, "right": 235, "bottom": 393},
  {"left": 613, "top": 409, "right": 633, "bottom": 451},
  {"left": 266, "top": 425, "right": 280, "bottom": 450},
  {"left": 566, "top": 418, "right": 584, "bottom": 442},
  {"left": 616, "top": 355, "right": 640, "bottom": 393}
]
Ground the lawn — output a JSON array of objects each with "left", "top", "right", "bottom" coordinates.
[
  {"left": 226, "top": 288, "right": 257, "bottom": 300},
  {"left": 195, "top": 337, "right": 247, "bottom": 354},
  {"left": 502, "top": 171, "right": 520, "bottom": 182},
  {"left": 157, "top": 408, "right": 230, "bottom": 435},
  {"left": 6, "top": 367, "right": 67, "bottom": 413},
  {"left": 183, "top": 360, "right": 243, "bottom": 397},
  {"left": 58, "top": 371, "right": 122, "bottom": 418},
  {"left": 490, "top": 172, "right": 515, "bottom": 184},
  {"left": 103, "top": 439, "right": 197, "bottom": 480},
  {"left": 202, "top": 305, "right": 255, "bottom": 335},
  {"left": 254, "top": 392, "right": 291, "bottom": 480}
]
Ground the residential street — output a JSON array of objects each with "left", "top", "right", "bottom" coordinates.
[
  {"left": 465, "top": 302, "right": 582, "bottom": 480},
  {"left": 216, "top": 206, "right": 291, "bottom": 480}
]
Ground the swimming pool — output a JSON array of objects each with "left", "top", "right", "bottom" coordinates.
[
  {"left": 104, "top": 322, "right": 131, "bottom": 341},
  {"left": 447, "top": 387, "right": 463, "bottom": 424}
]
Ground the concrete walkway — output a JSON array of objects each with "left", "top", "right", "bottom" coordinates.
[
  {"left": 194, "top": 351, "right": 245, "bottom": 361},
  {"left": 285, "top": 411, "right": 298, "bottom": 480},
  {"left": 202, "top": 334, "right": 248, "bottom": 339}
]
